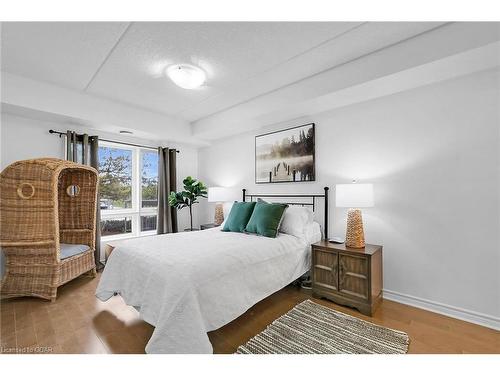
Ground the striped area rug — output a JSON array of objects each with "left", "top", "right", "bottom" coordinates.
[{"left": 237, "top": 300, "right": 409, "bottom": 354}]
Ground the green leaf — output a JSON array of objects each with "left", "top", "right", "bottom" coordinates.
[{"left": 167, "top": 176, "right": 207, "bottom": 215}]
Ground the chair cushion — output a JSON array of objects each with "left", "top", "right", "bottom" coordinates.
[{"left": 60, "top": 243, "right": 90, "bottom": 260}]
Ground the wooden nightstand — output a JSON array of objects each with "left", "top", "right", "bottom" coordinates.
[
  {"left": 200, "top": 223, "right": 220, "bottom": 230},
  {"left": 311, "top": 241, "right": 383, "bottom": 316}
]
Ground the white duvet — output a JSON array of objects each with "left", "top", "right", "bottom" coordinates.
[{"left": 95, "top": 226, "right": 320, "bottom": 353}]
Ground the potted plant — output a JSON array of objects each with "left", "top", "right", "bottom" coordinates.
[{"left": 168, "top": 176, "right": 208, "bottom": 231}]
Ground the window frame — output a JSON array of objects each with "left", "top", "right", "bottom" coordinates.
[{"left": 99, "top": 141, "right": 158, "bottom": 241}]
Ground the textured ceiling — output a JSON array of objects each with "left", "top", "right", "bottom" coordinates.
[
  {"left": 85, "top": 22, "right": 361, "bottom": 117},
  {"left": 181, "top": 22, "right": 446, "bottom": 121},
  {"left": 1, "top": 21, "right": 446, "bottom": 123},
  {"left": 3, "top": 22, "right": 498, "bottom": 144},
  {"left": 1, "top": 22, "right": 130, "bottom": 90}
]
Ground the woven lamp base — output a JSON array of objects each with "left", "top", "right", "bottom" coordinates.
[
  {"left": 214, "top": 203, "right": 224, "bottom": 226},
  {"left": 345, "top": 208, "right": 365, "bottom": 248}
]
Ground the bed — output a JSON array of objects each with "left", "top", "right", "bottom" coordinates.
[{"left": 95, "top": 188, "right": 329, "bottom": 353}]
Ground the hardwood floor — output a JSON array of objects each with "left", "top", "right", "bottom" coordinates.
[{"left": 1, "top": 272, "right": 498, "bottom": 354}]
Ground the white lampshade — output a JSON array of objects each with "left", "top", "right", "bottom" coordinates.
[
  {"left": 208, "top": 187, "right": 240, "bottom": 203},
  {"left": 335, "top": 183, "right": 374, "bottom": 208}
]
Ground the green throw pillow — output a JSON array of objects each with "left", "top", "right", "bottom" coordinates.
[
  {"left": 245, "top": 201, "right": 288, "bottom": 238},
  {"left": 222, "top": 202, "right": 257, "bottom": 232}
]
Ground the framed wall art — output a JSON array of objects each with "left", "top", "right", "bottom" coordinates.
[{"left": 255, "top": 123, "right": 315, "bottom": 184}]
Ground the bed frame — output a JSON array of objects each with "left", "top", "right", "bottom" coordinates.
[{"left": 242, "top": 187, "right": 330, "bottom": 239}]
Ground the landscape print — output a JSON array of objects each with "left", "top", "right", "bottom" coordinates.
[{"left": 255, "top": 123, "right": 315, "bottom": 183}]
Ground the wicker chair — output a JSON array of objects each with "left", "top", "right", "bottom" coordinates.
[{"left": 0, "top": 158, "right": 98, "bottom": 301}]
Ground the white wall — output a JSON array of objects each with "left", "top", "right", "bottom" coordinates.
[
  {"left": 0, "top": 112, "right": 201, "bottom": 232},
  {"left": 198, "top": 69, "right": 500, "bottom": 323},
  {"left": 1, "top": 72, "right": 208, "bottom": 146},
  {"left": 0, "top": 113, "right": 64, "bottom": 167}
]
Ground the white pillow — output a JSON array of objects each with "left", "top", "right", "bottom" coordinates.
[
  {"left": 219, "top": 202, "right": 235, "bottom": 230},
  {"left": 223, "top": 201, "right": 234, "bottom": 218},
  {"left": 305, "top": 222, "right": 322, "bottom": 244},
  {"left": 279, "top": 206, "right": 313, "bottom": 238}
]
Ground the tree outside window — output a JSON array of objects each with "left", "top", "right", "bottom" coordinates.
[{"left": 98, "top": 143, "right": 159, "bottom": 238}]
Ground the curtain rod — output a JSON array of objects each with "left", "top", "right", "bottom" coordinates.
[{"left": 49, "top": 130, "right": 180, "bottom": 153}]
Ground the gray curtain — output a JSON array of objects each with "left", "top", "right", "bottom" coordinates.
[
  {"left": 157, "top": 147, "right": 178, "bottom": 234},
  {"left": 66, "top": 131, "right": 103, "bottom": 270}
]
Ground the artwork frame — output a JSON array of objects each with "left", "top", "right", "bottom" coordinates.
[{"left": 255, "top": 123, "right": 315, "bottom": 184}]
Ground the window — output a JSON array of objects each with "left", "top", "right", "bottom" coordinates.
[
  {"left": 101, "top": 216, "right": 133, "bottom": 237},
  {"left": 98, "top": 146, "right": 132, "bottom": 210},
  {"left": 98, "top": 141, "right": 158, "bottom": 240},
  {"left": 141, "top": 150, "right": 158, "bottom": 208}
]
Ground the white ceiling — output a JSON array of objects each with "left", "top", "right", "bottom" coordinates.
[
  {"left": 1, "top": 22, "right": 130, "bottom": 90},
  {"left": 2, "top": 22, "right": 444, "bottom": 121},
  {"left": 1, "top": 21, "right": 499, "bottom": 144},
  {"left": 86, "top": 22, "right": 364, "bottom": 118}
]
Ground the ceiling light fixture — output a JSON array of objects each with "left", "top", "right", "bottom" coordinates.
[
  {"left": 119, "top": 130, "right": 133, "bottom": 134},
  {"left": 166, "top": 64, "right": 206, "bottom": 89}
]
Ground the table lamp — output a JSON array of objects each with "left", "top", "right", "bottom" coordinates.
[
  {"left": 335, "top": 182, "right": 374, "bottom": 248},
  {"left": 208, "top": 187, "right": 239, "bottom": 226}
]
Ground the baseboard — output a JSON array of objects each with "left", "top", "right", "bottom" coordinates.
[{"left": 383, "top": 289, "right": 500, "bottom": 331}]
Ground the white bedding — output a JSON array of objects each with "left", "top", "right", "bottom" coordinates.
[{"left": 95, "top": 225, "right": 321, "bottom": 353}]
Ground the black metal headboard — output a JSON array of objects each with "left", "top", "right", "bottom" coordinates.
[{"left": 242, "top": 187, "right": 330, "bottom": 239}]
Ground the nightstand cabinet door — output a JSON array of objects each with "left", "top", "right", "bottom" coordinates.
[
  {"left": 311, "top": 241, "right": 383, "bottom": 316},
  {"left": 338, "top": 253, "right": 369, "bottom": 301},
  {"left": 312, "top": 249, "right": 338, "bottom": 291}
]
